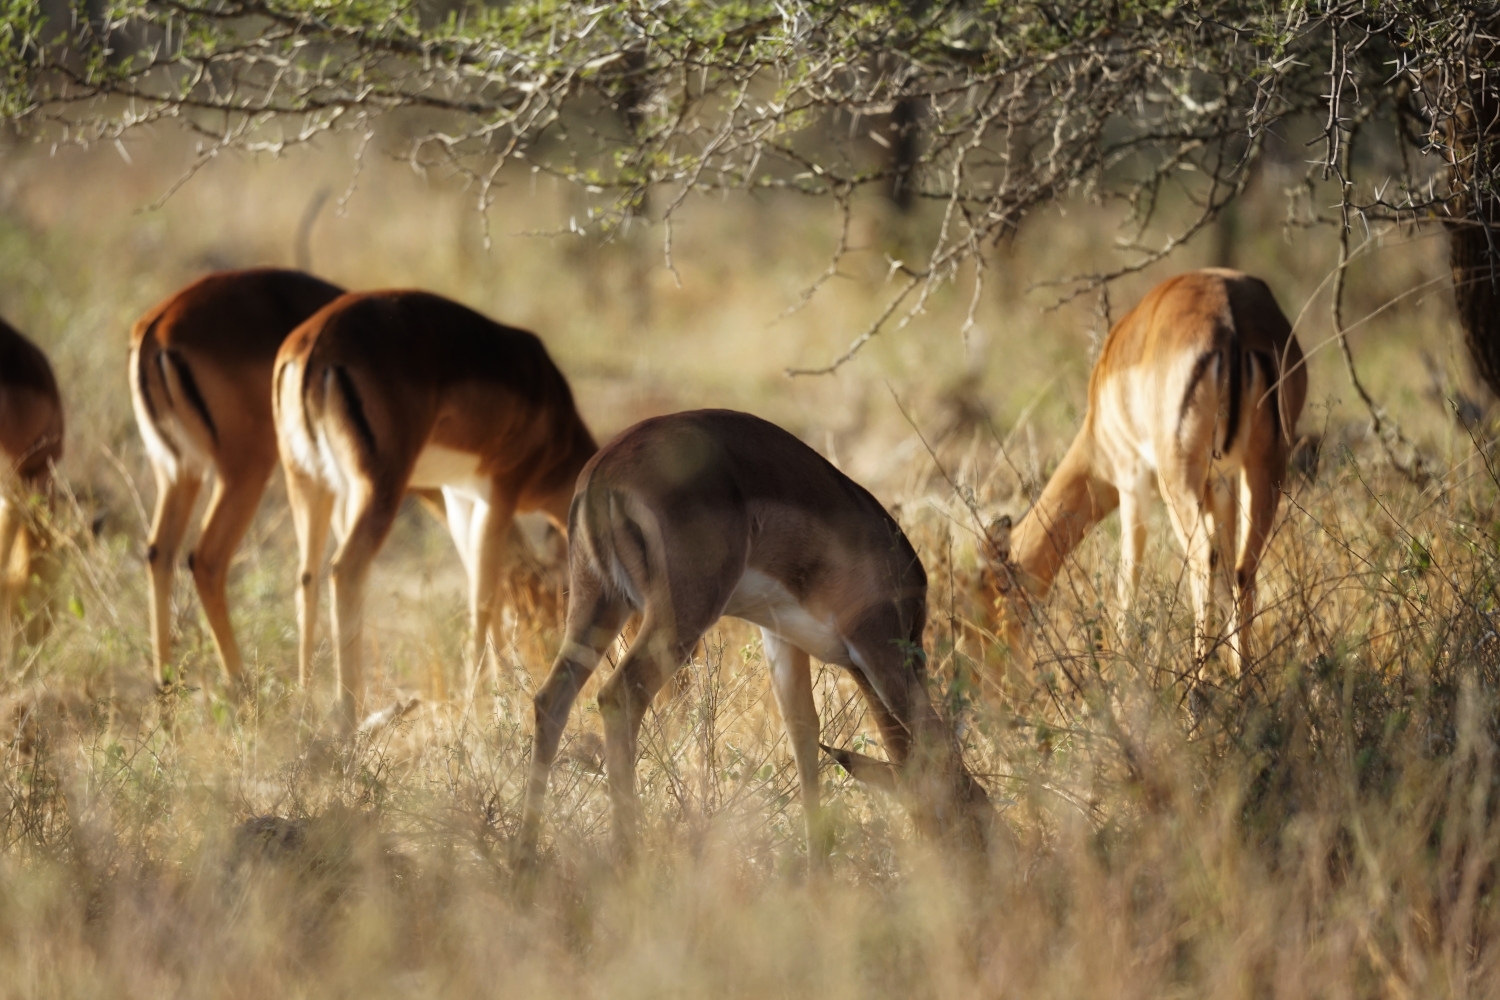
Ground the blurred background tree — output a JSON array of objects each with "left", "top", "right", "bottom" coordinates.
[{"left": 2, "top": 1, "right": 1497, "bottom": 387}]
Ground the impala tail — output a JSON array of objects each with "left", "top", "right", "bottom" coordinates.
[
  {"left": 1180, "top": 324, "right": 1241, "bottom": 454},
  {"left": 319, "top": 364, "right": 378, "bottom": 468},
  {"left": 1178, "top": 320, "right": 1289, "bottom": 459},
  {"left": 1176, "top": 318, "right": 1243, "bottom": 456},
  {"left": 570, "top": 483, "right": 655, "bottom": 612},
  {"left": 130, "top": 318, "right": 216, "bottom": 478}
]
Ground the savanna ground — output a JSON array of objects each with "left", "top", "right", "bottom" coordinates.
[{"left": 0, "top": 123, "right": 1494, "bottom": 997}]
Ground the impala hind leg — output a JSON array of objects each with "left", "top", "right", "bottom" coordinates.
[
  {"left": 1168, "top": 505, "right": 1216, "bottom": 669},
  {"left": 285, "top": 466, "right": 335, "bottom": 691},
  {"left": 328, "top": 484, "right": 401, "bottom": 731},
  {"left": 1207, "top": 472, "right": 1242, "bottom": 668},
  {"left": 1159, "top": 456, "right": 1217, "bottom": 672},
  {"left": 597, "top": 611, "right": 703, "bottom": 858},
  {"left": 190, "top": 456, "right": 276, "bottom": 688},
  {"left": 762, "top": 630, "right": 831, "bottom": 862},
  {"left": 520, "top": 566, "right": 630, "bottom": 858},
  {"left": 145, "top": 467, "right": 204, "bottom": 685},
  {"left": 1232, "top": 460, "right": 1281, "bottom": 677}
]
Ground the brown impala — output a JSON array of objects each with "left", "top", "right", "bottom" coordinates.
[
  {"left": 273, "top": 290, "right": 597, "bottom": 730},
  {"left": 985, "top": 269, "right": 1306, "bottom": 675},
  {"left": 520, "top": 409, "right": 991, "bottom": 862},
  {"left": 130, "top": 269, "right": 345, "bottom": 687},
  {"left": 0, "top": 317, "right": 62, "bottom": 664}
]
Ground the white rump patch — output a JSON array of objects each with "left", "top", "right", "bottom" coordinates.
[
  {"left": 138, "top": 405, "right": 210, "bottom": 482},
  {"left": 277, "top": 359, "right": 323, "bottom": 479},
  {"left": 131, "top": 357, "right": 209, "bottom": 482}
]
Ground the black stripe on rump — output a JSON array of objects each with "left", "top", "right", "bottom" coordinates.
[
  {"left": 1178, "top": 350, "right": 1219, "bottom": 447},
  {"left": 331, "top": 365, "right": 378, "bottom": 460},
  {"left": 166, "top": 349, "right": 218, "bottom": 446},
  {"left": 1221, "top": 332, "right": 1243, "bottom": 454},
  {"left": 136, "top": 320, "right": 166, "bottom": 435}
]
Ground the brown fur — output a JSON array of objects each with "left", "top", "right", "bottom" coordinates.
[
  {"left": 520, "top": 410, "right": 990, "bottom": 862},
  {"left": 0, "top": 317, "right": 63, "bottom": 667},
  {"left": 988, "top": 269, "right": 1307, "bottom": 675},
  {"left": 130, "top": 269, "right": 345, "bottom": 686},
  {"left": 273, "top": 290, "right": 597, "bottom": 730}
]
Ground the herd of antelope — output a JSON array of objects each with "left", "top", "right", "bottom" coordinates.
[{"left": 0, "top": 265, "right": 1303, "bottom": 857}]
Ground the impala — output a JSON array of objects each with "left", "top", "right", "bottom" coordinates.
[
  {"left": 985, "top": 269, "right": 1306, "bottom": 675},
  {"left": 274, "top": 290, "right": 596, "bottom": 729},
  {"left": 0, "top": 317, "right": 63, "bottom": 664},
  {"left": 519, "top": 409, "right": 990, "bottom": 862},
  {"left": 130, "top": 269, "right": 345, "bottom": 687}
]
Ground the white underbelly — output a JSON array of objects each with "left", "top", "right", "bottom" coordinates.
[
  {"left": 723, "top": 568, "right": 849, "bottom": 665},
  {"left": 409, "top": 444, "right": 490, "bottom": 500}
]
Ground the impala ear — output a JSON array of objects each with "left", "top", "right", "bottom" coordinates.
[
  {"left": 985, "top": 515, "right": 1012, "bottom": 563},
  {"left": 821, "top": 743, "right": 898, "bottom": 792}
]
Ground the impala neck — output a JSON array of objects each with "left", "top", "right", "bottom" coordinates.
[{"left": 1009, "top": 422, "right": 1119, "bottom": 599}]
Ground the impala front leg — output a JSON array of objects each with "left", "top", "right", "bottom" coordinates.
[
  {"left": 1115, "top": 473, "right": 1151, "bottom": 648},
  {"left": 0, "top": 498, "right": 22, "bottom": 668},
  {"left": 762, "top": 629, "right": 830, "bottom": 863},
  {"left": 441, "top": 489, "right": 475, "bottom": 581},
  {"left": 465, "top": 488, "right": 517, "bottom": 701}
]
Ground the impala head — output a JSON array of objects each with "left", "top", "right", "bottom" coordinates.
[
  {"left": 981, "top": 514, "right": 1013, "bottom": 587},
  {"left": 978, "top": 514, "right": 1032, "bottom": 654},
  {"left": 821, "top": 742, "right": 995, "bottom": 852}
]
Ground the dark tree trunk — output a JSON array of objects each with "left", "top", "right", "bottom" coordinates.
[
  {"left": 883, "top": 0, "right": 928, "bottom": 213},
  {"left": 1447, "top": 33, "right": 1500, "bottom": 400},
  {"left": 887, "top": 96, "right": 919, "bottom": 212},
  {"left": 1449, "top": 210, "right": 1500, "bottom": 400},
  {"left": 616, "top": 45, "right": 651, "bottom": 218}
]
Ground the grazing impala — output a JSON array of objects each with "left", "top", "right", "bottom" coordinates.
[
  {"left": 274, "top": 290, "right": 596, "bottom": 729},
  {"left": 0, "top": 318, "right": 62, "bottom": 664},
  {"left": 984, "top": 269, "right": 1306, "bottom": 675},
  {"left": 130, "top": 270, "right": 345, "bottom": 687},
  {"left": 519, "top": 409, "right": 990, "bottom": 862}
]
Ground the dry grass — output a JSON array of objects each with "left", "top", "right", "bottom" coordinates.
[{"left": 0, "top": 126, "right": 1494, "bottom": 997}]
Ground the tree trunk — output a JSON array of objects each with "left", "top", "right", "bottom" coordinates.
[
  {"left": 887, "top": 97, "right": 919, "bottom": 212},
  {"left": 1449, "top": 209, "right": 1500, "bottom": 400},
  {"left": 1447, "top": 35, "right": 1500, "bottom": 400}
]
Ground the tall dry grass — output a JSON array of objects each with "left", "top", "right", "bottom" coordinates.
[{"left": 0, "top": 127, "right": 1492, "bottom": 997}]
